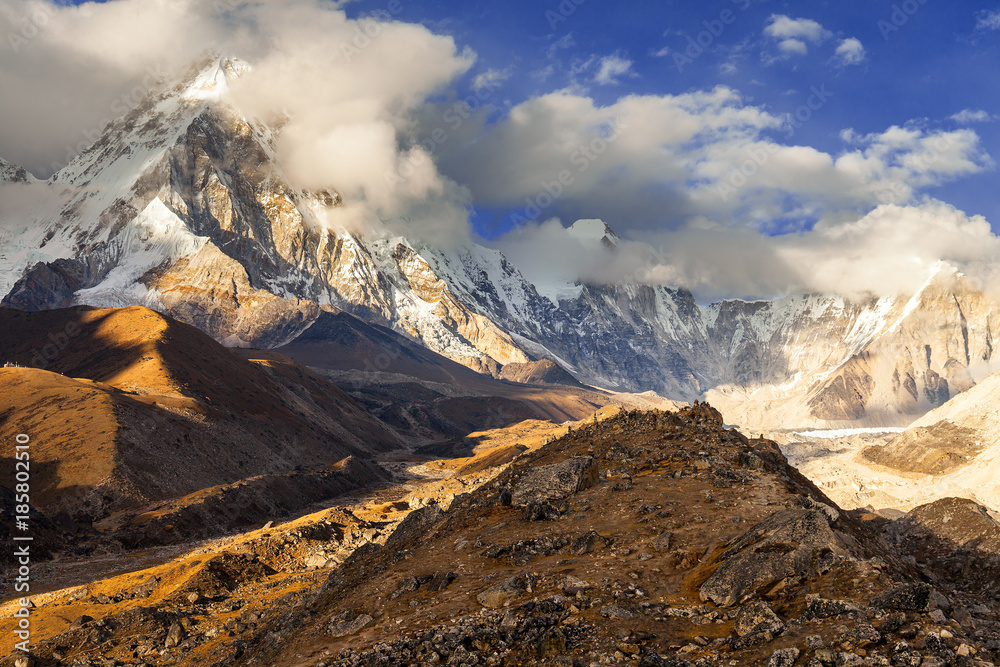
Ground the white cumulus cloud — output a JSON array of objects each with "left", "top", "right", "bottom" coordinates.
[
  {"left": 834, "top": 38, "right": 866, "bottom": 65},
  {"left": 764, "top": 15, "right": 831, "bottom": 57},
  {"left": 976, "top": 8, "right": 1000, "bottom": 30},
  {"left": 951, "top": 109, "right": 995, "bottom": 124},
  {"left": 472, "top": 68, "right": 512, "bottom": 91},
  {"left": 594, "top": 54, "right": 634, "bottom": 85},
  {"left": 433, "top": 86, "right": 992, "bottom": 237},
  {"left": 495, "top": 201, "right": 1000, "bottom": 303}
]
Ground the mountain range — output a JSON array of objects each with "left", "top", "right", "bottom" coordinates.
[
  {"left": 6, "top": 52, "right": 1000, "bottom": 667},
  {"left": 2, "top": 56, "right": 999, "bottom": 431}
]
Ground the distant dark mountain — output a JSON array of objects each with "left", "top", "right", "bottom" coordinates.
[{"left": 275, "top": 310, "right": 671, "bottom": 443}]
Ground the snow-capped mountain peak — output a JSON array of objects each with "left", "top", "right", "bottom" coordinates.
[
  {"left": 0, "top": 156, "right": 35, "bottom": 184},
  {"left": 3, "top": 55, "right": 1000, "bottom": 433},
  {"left": 567, "top": 218, "right": 621, "bottom": 248},
  {"left": 183, "top": 56, "right": 252, "bottom": 102}
]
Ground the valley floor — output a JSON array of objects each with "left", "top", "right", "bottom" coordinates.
[{"left": 775, "top": 430, "right": 1000, "bottom": 519}]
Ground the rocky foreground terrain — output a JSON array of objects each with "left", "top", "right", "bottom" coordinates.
[{"left": 4, "top": 404, "right": 1000, "bottom": 666}]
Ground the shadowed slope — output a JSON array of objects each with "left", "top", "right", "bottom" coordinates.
[
  {"left": 0, "top": 306, "right": 403, "bottom": 527},
  {"left": 276, "top": 311, "right": 676, "bottom": 442}
]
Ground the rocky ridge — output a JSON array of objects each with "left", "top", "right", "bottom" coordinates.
[
  {"left": 0, "top": 156, "right": 33, "bottom": 183},
  {"left": 7, "top": 405, "right": 1000, "bottom": 666}
]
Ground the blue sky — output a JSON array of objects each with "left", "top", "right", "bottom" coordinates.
[
  {"left": 3, "top": 0, "right": 999, "bottom": 299},
  {"left": 338, "top": 0, "right": 999, "bottom": 238}
]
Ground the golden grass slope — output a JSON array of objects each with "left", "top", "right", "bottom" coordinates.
[{"left": 0, "top": 306, "right": 402, "bottom": 522}]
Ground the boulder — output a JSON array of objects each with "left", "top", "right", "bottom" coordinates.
[
  {"left": 805, "top": 594, "right": 859, "bottom": 619},
  {"left": 767, "top": 648, "right": 800, "bottom": 667},
  {"left": 700, "top": 509, "right": 847, "bottom": 607},
  {"left": 305, "top": 554, "right": 330, "bottom": 570},
  {"left": 521, "top": 500, "right": 568, "bottom": 521},
  {"left": 872, "top": 583, "right": 936, "bottom": 612},
  {"left": 651, "top": 532, "right": 673, "bottom": 552},
  {"left": 562, "top": 575, "right": 591, "bottom": 596},
  {"left": 384, "top": 505, "right": 444, "bottom": 550},
  {"left": 328, "top": 613, "right": 373, "bottom": 637},
  {"left": 599, "top": 604, "right": 635, "bottom": 619},
  {"left": 165, "top": 621, "right": 184, "bottom": 648},
  {"left": 730, "top": 599, "right": 786, "bottom": 649},
  {"left": 425, "top": 572, "right": 457, "bottom": 592},
  {"left": 130, "top": 575, "right": 159, "bottom": 600},
  {"left": 848, "top": 623, "right": 883, "bottom": 648},
  {"left": 571, "top": 530, "right": 610, "bottom": 555},
  {"left": 476, "top": 573, "right": 535, "bottom": 608},
  {"left": 390, "top": 577, "right": 420, "bottom": 600},
  {"left": 734, "top": 600, "right": 785, "bottom": 637},
  {"left": 68, "top": 615, "right": 94, "bottom": 631},
  {"left": 511, "top": 457, "right": 598, "bottom": 507}
]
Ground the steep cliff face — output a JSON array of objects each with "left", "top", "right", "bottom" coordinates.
[
  {"left": 0, "top": 58, "right": 531, "bottom": 369},
  {"left": 3, "top": 57, "right": 999, "bottom": 430},
  {"left": 704, "top": 270, "right": 1000, "bottom": 429},
  {"left": 805, "top": 271, "right": 998, "bottom": 421}
]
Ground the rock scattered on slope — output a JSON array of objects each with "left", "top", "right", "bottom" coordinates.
[
  {"left": 510, "top": 456, "right": 598, "bottom": 506},
  {"left": 8, "top": 404, "right": 1000, "bottom": 667}
]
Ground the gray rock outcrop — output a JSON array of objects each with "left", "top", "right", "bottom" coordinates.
[
  {"left": 700, "top": 509, "right": 848, "bottom": 607},
  {"left": 510, "top": 456, "right": 598, "bottom": 506}
]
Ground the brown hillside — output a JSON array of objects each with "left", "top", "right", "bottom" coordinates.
[
  {"left": 0, "top": 306, "right": 402, "bottom": 532},
  {"left": 6, "top": 406, "right": 1000, "bottom": 666},
  {"left": 276, "top": 311, "right": 673, "bottom": 442},
  {"left": 0, "top": 369, "right": 121, "bottom": 511}
]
